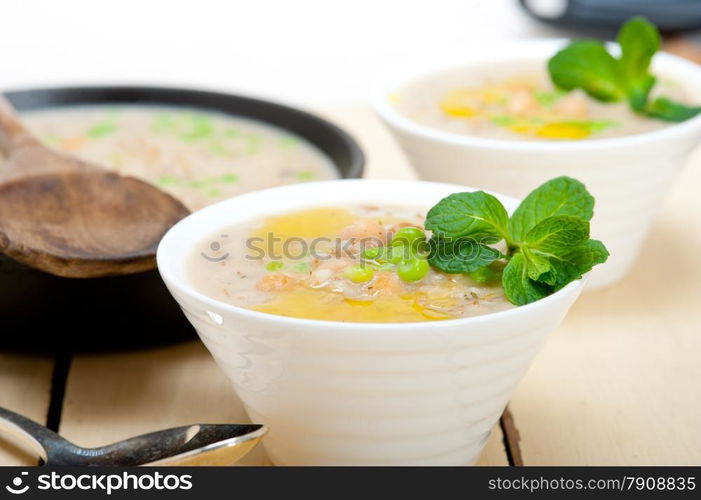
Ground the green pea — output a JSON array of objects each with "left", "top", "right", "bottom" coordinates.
[
  {"left": 392, "top": 227, "right": 425, "bottom": 245},
  {"left": 266, "top": 261, "right": 283, "bottom": 272},
  {"left": 343, "top": 264, "right": 374, "bottom": 283},
  {"left": 361, "top": 246, "right": 384, "bottom": 260},
  {"left": 386, "top": 244, "right": 409, "bottom": 264},
  {"left": 397, "top": 258, "right": 429, "bottom": 282},
  {"left": 391, "top": 227, "right": 427, "bottom": 255}
]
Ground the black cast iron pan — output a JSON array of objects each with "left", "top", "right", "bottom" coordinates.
[{"left": 0, "top": 86, "right": 365, "bottom": 352}]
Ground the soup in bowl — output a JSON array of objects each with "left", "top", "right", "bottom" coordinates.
[
  {"left": 374, "top": 40, "right": 701, "bottom": 289},
  {"left": 11, "top": 105, "right": 338, "bottom": 211},
  {"left": 157, "top": 179, "right": 588, "bottom": 465}
]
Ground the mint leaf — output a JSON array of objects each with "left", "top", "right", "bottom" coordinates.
[
  {"left": 537, "top": 239, "right": 609, "bottom": 290},
  {"left": 467, "top": 264, "right": 502, "bottom": 285},
  {"left": 508, "top": 177, "right": 594, "bottom": 242},
  {"left": 427, "top": 237, "right": 502, "bottom": 273},
  {"left": 521, "top": 216, "right": 592, "bottom": 285},
  {"left": 502, "top": 253, "right": 552, "bottom": 305},
  {"left": 548, "top": 40, "right": 625, "bottom": 102},
  {"left": 423, "top": 178, "right": 609, "bottom": 307},
  {"left": 548, "top": 17, "right": 700, "bottom": 124},
  {"left": 425, "top": 191, "right": 509, "bottom": 243},
  {"left": 644, "top": 97, "right": 701, "bottom": 122},
  {"left": 523, "top": 216, "right": 590, "bottom": 254},
  {"left": 617, "top": 16, "right": 660, "bottom": 111},
  {"left": 522, "top": 247, "right": 553, "bottom": 283}
]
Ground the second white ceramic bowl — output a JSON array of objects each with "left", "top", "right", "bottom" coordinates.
[
  {"left": 374, "top": 40, "right": 701, "bottom": 289},
  {"left": 157, "top": 179, "right": 585, "bottom": 465}
]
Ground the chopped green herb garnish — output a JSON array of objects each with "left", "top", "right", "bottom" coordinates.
[
  {"left": 526, "top": 117, "right": 546, "bottom": 126},
  {"left": 245, "top": 134, "right": 261, "bottom": 155},
  {"left": 180, "top": 114, "right": 214, "bottom": 141},
  {"left": 296, "top": 171, "right": 315, "bottom": 181},
  {"left": 87, "top": 121, "right": 117, "bottom": 138},
  {"left": 183, "top": 174, "right": 239, "bottom": 191},
  {"left": 424, "top": 177, "right": 608, "bottom": 305},
  {"left": 552, "top": 119, "right": 618, "bottom": 135},
  {"left": 534, "top": 89, "right": 565, "bottom": 108},
  {"left": 219, "top": 173, "right": 239, "bottom": 184},
  {"left": 491, "top": 115, "right": 518, "bottom": 126},
  {"left": 41, "top": 134, "right": 60, "bottom": 145},
  {"left": 548, "top": 17, "right": 701, "bottom": 122},
  {"left": 266, "top": 261, "right": 284, "bottom": 272},
  {"left": 156, "top": 176, "right": 180, "bottom": 187},
  {"left": 209, "top": 141, "right": 230, "bottom": 156},
  {"left": 586, "top": 119, "right": 619, "bottom": 132},
  {"left": 205, "top": 187, "right": 221, "bottom": 198},
  {"left": 153, "top": 113, "right": 175, "bottom": 132},
  {"left": 294, "top": 262, "right": 311, "bottom": 273},
  {"left": 278, "top": 136, "right": 299, "bottom": 149}
]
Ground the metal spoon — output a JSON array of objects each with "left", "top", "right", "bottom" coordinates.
[{"left": 0, "top": 406, "right": 267, "bottom": 466}]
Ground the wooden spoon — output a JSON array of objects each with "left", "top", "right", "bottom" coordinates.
[{"left": 0, "top": 95, "right": 190, "bottom": 278}]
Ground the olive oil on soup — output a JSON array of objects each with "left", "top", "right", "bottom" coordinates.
[
  {"left": 394, "top": 63, "right": 691, "bottom": 141},
  {"left": 188, "top": 205, "right": 513, "bottom": 323}
]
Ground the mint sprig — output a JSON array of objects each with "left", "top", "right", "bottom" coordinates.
[
  {"left": 425, "top": 191, "right": 510, "bottom": 244},
  {"left": 425, "top": 177, "right": 609, "bottom": 306},
  {"left": 548, "top": 17, "right": 701, "bottom": 123}
]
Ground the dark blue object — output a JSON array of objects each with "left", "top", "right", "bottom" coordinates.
[{"left": 520, "top": 0, "right": 701, "bottom": 33}]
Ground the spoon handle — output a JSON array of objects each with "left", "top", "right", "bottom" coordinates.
[
  {"left": 0, "top": 94, "right": 40, "bottom": 154},
  {"left": 0, "top": 406, "right": 70, "bottom": 463}
]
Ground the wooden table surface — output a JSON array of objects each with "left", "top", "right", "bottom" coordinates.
[{"left": 1, "top": 107, "right": 700, "bottom": 466}]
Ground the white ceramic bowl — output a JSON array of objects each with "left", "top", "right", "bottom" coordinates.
[
  {"left": 373, "top": 40, "right": 701, "bottom": 289},
  {"left": 157, "top": 179, "right": 585, "bottom": 465}
]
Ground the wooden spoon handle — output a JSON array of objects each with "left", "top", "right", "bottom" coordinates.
[{"left": 0, "top": 94, "right": 40, "bottom": 154}]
